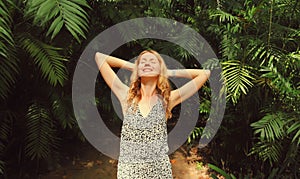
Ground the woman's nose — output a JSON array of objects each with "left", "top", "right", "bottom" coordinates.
[{"left": 144, "top": 62, "right": 150, "bottom": 66}]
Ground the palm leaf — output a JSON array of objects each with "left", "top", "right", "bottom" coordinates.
[
  {"left": 260, "top": 65, "right": 294, "bottom": 94},
  {"left": 251, "top": 112, "right": 285, "bottom": 142},
  {"left": 209, "top": 9, "right": 239, "bottom": 24},
  {"left": 250, "top": 112, "right": 286, "bottom": 164},
  {"left": 50, "top": 93, "right": 76, "bottom": 129},
  {"left": 25, "top": 103, "right": 59, "bottom": 160},
  {"left": 19, "top": 35, "right": 68, "bottom": 86},
  {"left": 25, "top": 0, "right": 90, "bottom": 42},
  {"left": 187, "top": 127, "right": 204, "bottom": 144},
  {"left": 0, "top": 0, "right": 18, "bottom": 100},
  {"left": 0, "top": 110, "right": 14, "bottom": 142},
  {"left": 249, "top": 140, "right": 282, "bottom": 165},
  {"left": 287, "top": 118, "right": 300, "bottom": 145},
  {"left": 220, "top": 34, "right": 240, "bottom": 60},
  {"left": 222, "top": 60, "right": 255, "bottom": 104},
  {"left": 208, "top": 163, "right": 235, "bottom": 179},
  {"left": 0, "top": 160, "right": 4, "bottom": 174},
  {"left": 0, "top": 110, "right": 14, "bottom": 175}
]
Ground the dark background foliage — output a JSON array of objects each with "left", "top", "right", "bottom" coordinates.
[{"left": 0, "top": 0, "right": 299, "bottom": 178}]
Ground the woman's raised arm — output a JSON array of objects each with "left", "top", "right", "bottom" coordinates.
[
  {"left": 95, "top": 52, "right": 134, "bottom": 102},
  {"left": 168, "top": 69, "right": 211, "bottom": 110}
]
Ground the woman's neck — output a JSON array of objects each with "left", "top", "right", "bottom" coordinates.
[{"left": 140, "top": 77, "right": 158, "bottom": 98}]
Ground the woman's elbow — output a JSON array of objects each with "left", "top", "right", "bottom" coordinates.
[
  {"left": 201, "top": 70, "right": 211, "bottom": 79},
  {"left": 205, "top": 70, "right": 211, "bottom": 78},
  {"left": 95, "top": 52, "right": 106, "bottom": 69}
]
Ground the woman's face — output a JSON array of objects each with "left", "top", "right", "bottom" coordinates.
[{"left": 137, "top": 52, "right": 161, "bottom": 77}]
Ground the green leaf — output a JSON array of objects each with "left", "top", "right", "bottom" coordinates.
[
  {"left": 0, "top": 0, "right": 18, "bottom": 100},
  {"left": 287, "top": 120, "right": 300, "bottom": 145},
  {"left": 208, "top": 163, "right": 233, "bottom": 179},
  {"left": 251, "top": 112, "right": 285, "bottom": 141},
  {"left": 19, "top": 35, "right": 68, "bottom": 86},
  {"left": 25, "top": 103, "right": 60, "bottom": 160},
  {"left": 51, "top": 93, "right": 76, "bottom": 129},
  {"left": 222, "top": 60, "right": 255, "bottom": 104},
  {"left": 25, "top": 0, "right": 90, "bottom": 41}
]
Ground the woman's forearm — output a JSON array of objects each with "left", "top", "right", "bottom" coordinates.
[
  {"left": 95, "top": 52, "right": 134, "bottom": 71},
  {"left": 168, "top": 69, "right": 211, "bottom": 79}
]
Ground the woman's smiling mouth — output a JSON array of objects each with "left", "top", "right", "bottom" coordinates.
[{"left": 143, "top": 68, "right": 153, "bottom": 72}]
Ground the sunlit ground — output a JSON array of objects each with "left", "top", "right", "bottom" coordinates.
[{"left": 40, "top": 142, "right": 216, "bottom": 179}]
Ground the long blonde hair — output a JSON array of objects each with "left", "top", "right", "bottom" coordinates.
[{"left": 127, "top": 50, "right": 172, "bottom": 119}]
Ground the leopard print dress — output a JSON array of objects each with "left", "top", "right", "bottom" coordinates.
[{"left": 117, "top": 99, "right": 173, "bottom": 179}]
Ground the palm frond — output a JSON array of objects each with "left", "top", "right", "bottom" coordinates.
[
  {"left": 222, "top": 60, "right": 255, "bottom": 104},
  {"left": 51, "top": 94, "right": 76, "bottom": 129},
  {"left": 0, "top": 110, "right": 14, "bottom": 175},
  {"left": 220, "top": 33, "right": 240, "bottom": 60},
  {"left": 19, "top": 35, "right": 68, "bottom": 86},
  {"left": 187, "top": 127, "right": 204, "bottom": 144},
  {"left": 0, "top": 0, "right": 18, "bottom": 100},
  {"left": 249, "top": 140, "right": 282, "bottom": 165},
  {"left": 25, "top": 0, "right": 90, "bottom": 42},
  {"left": 260, "top": 65, "right": 295, "bottom": 95},
  {"left": 199, "top": 98, "right": 211, "bottom": 114},
  {"left": 251, "top": 112, "right": 286, "bottom": 142},
  {"left": 25, "top": 103, "right": 59, "bottom": 160},
  {"left": 287, "top": 118, "right": 300, "bottom": 145},
  {"left": 249, "top": 112, "right": 287, "bottom": 164},
  {"left": 0, "top": 160, "right": 4, "bottom": 175},
  {"left": 209, "top": 9, "right": 239, "bottom": 24},
  {"left": 0, "top": 110, "right": 14, "bottom": 142}
]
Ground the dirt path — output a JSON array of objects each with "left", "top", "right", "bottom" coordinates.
[{"left": 40, "top": 144, "right": 212, "bottom": 179}]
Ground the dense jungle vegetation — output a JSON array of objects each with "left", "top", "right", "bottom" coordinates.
[{"left": 0, "top": 0, "right": 299, "bottom": 178}]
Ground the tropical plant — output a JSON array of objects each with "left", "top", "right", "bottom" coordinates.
[
  {"left": 208, "top": 163, "right": 237, "bottom": 179},
  {"left": 0, "top": 0, "right": 299, "bottom": 177},
  {"left": 0, "top": 0, "right": 90, "bottom": 177}
]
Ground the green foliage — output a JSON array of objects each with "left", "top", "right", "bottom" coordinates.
[
  {"left": 287, "top": 118, "right": 300, "bottom": 145},
  {"left": 250, "top": 112, "right": 286, "bottom": 164},
  {"left": 209, "top": 9, "right": 239, "bottom": 24},
  {"left": 195, "top": 161, "right": 204, "bottom": 170},
  {"left": 0, "top": 110, "right": 14, "bottom": 175},
  {"left": 25, "top": 0, "right": 90, "bottom": 42},
  {"left": 187, "top": 127, "right": 203, "bottom": 144},
  {"left": 208, "top": 163, "right": 236, "bottom": 179},
  {"left": 0, "top": 0, "right": 299, "bottom": 177},
  {"left": 0, "top": 0, "right": 14, "bottom": 59},
  {"left": 222, "top": 60, "right": 255, "bottom": 104},
  {"left": 199, "top": 98, "right": 211, "bottom": 114},
  {"left": 0, "top": 0, "right": 18, "bottom": 100},
  {"left": 251, "top": 112, "right": 285, "bottom": 142},
  {"left": 0, "top": 160, "right": 4, "bottom": 175},
  {"left": 25, "top": 103, "right": 59, "bottom": 160},
  {"left": 51, "top": 94, "right": 76, "bottom": 129},
  {"left": 260, "top": 65, "right": 294, "bottom": 94},
  {"left": 19, "top": 35, "right": 68, "bottom": 86}
]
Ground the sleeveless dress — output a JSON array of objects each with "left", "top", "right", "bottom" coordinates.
[{"left": 117, "top": 99, "right": 173, "bottom": 179}]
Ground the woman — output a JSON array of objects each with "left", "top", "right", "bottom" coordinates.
[{"left": 95, "top": 50, "right": 210, "bottom": 179}]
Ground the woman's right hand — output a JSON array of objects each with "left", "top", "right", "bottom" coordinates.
[{"left": 95, "top": 52, "right": 134, "bottom": 71}]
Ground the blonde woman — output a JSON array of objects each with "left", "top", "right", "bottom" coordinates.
[{"left": 95, "top": 50, "right": 210, "bottom": 178}]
